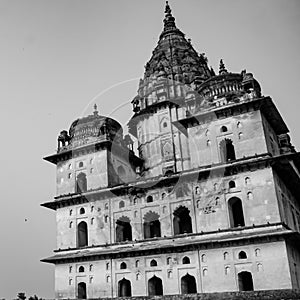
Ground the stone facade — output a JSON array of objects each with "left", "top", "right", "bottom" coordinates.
[{"left": 42, "top": 2, "right": 300, "bottom": 299}]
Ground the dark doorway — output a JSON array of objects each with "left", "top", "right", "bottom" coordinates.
[
  {"left": 220, "top": 139, "right": 236, "bottom": 162},
  {"left": 148, "top": 275, "right": 163, "bottom": 296},
  {"left": 238, "top": 271, "right": 254, "bottom": 291},
  {"left": 118, "top": 278, "right": 132, "bottom": 297},
  {"left": 173, "top": 206, "right": 192, "bottom": 235},
  {"left": 77, "top": 221, "right": 88, "bottom": 247},
  {"left": 181, "top": 274, "right": 197, "bottom": 294},
  {"left": 76, "top": 172, "right": 87, "bottom": 193},
  {"left": 78, "top": 282, "right": 87, "bottom": 299},
  {"left": 228, "top": 197, "right": 245, "bottom": 227},
  {"left": 143, "top": 211, "right": 161, "bottom": 239},
  {"left": 116, "top": 216, "right": 132, "bottom": 242}
]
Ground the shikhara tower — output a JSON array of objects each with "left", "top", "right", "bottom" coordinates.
[{"left": 42, "top": 3, "right": 300, "bottom": 299}]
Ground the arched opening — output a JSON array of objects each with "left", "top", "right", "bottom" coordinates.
[
  {"left": 220, "top": 139, "right": 236, "bottom": 162},
  {"left": 120, "top": 262, "right": 127, "bottom": 269},
  {"left": 150, "top": 259, "right": 157, "bottom": 267},
  {"left": 228, "top": 197, "right": 245, "bottom": 228},
  {"left": 181, "top": 274, "right": 197, "bottom": 294},
  {"left": 143, "top": 211, "right": 161, "bottom": 239},
  {"left": 79, "top": 161, "right": 84, "bottom": 168},
  {"left": 116, "top": 216, "right": 132, "bottom": 242},
  {"left": 221, "top": 126, "right": 228, "bottom": 133},
  {"left": 118, "top": 278, "right": 132, "bottom": 297},
  {"left": 182, "top": 256, "right": 190, "bottom": 264},
  {"left": 146, "top": 195, "right": 153, "bottom": 203},
  {"left": 173, "top": 206, "right": 192, "bottom": 235},
  {"left": 119, "top": 200, "right": 125, "bottom": 209},
  {"left": 78, "top": 282, "right": 86, "bottom": 299},
  {"left": 79, "top": 207, "right": 85, "bottom": 215},
  {"left": 76, "top": 172, "right": 87, "bottom": 193},
  {"left": 77, "top": 221, "right": 88, "bottom": 247},
  {"left": 229, "top": 180, "right": 236, "bottom": 188},
  {"left": 78, "top": 266, "right": 85, "bottom": 273},
  {"left": 238, "top": 251, "right": 247, "bottom": 259},
  {"left": 148, "top": 275, "right": 163, "bottom": 296},
  {"left": 238, "top": 271, "right": 254, "bottom": 291}
]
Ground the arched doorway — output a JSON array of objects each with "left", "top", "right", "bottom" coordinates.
[
  {"left": 143, "top": 211, "right": 161, "bottom": 239},
  {"left": 181, "top": 274, "right": 197, "bottom": 294},
  {"left": 220, "top": 139, "right": 236, "bottom": 162},
  {"left": 238, "top": 271, "right": 254, "bottom": 291},
  {"left": 116, "top": 216, "right": 132, "bottom": 242},
  {"left": 173, "top": 206, "right": 192, "bottom": 235},
  {"left": 228, "top": 197, "right": 245, "bottom": 227},
  {"left": 148, "top": 275, "right": 163, "bottom": 296},
  {"left": 77, "top": 221, "right": 88, "bottom": 247},
  {"left": 76, "top": 172, "right": 87, "bottom": 193},
  {"left": 78, "top": 282, "right": 87, "bottom": 299},
  {"left": 118, "top": 278, "right": 132, "bottom": 297}
]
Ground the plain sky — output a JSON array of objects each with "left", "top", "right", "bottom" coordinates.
[{"left": 0, "top": 0, "right": 299, "bottom": 298}]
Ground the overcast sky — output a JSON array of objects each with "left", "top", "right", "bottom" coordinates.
[{"left": 0, "top": 0, "right": 299, "bottom": 298}]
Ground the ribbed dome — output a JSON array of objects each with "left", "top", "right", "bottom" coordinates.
[{"left": 57, "top": 105, "right": 123, "bottom": 153}]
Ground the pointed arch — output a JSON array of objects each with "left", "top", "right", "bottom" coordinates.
[
  {"left": 118, "top": 278, "right": 132, "bottom": 297},
  {"left": 238, "top": 271, "right": 254, "bottom": 291},
  {"left": 77, "top": 221, "right": 88, "bottom": 247},
  {"left": 143, "top": 211, "right": 161, "bottom": 238},
  {"left": 228, "top": 197, "right": 245, "bottom": 227},
  {"left": 173, "top": 206, "right": 192, "bottom": 235},
  {"left": 219, "top": 138, "right": 236, "bottom": 162},
  {"left": 148, "top": 275, "right": 163, "bottom": 296},
  {"left": 116, "top": 216, "right": 132, "bottom": 242},
  {"left": 181, "top": 274, "right": 197, "bottom": 294},
  {"left": 78, "top": 282, "right": 86, "bottom": 299},
  {"left": 76, "top": 172, "right": 87, "bottom": 193}
]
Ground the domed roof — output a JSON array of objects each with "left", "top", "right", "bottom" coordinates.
[{"left": 57, "top": 105, "right": 123, "bottom": 152}]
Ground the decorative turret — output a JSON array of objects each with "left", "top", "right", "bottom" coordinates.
[{"left": 219, "top": 59, "right": 228, "bottom": 75}]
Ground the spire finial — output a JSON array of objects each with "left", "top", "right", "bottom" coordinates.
[
  {"left": 219, "top": 59, "right": 228, "bottom": 75},
  {"left": 165, "top": 1, "right": 172, "bottom": 15},
  {"left": 162, "top": 1, "right": 177, "bottom": 34},
  {"left": 93, "top": 103, "right": 98, "bottom": 115}
]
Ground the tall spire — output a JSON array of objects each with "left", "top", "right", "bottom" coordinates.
[
  {"left": 219, "top": 59, "right": 228, "bottom": 75},
  {"left": 161, "top": 1, "right": 180, "bottom": 38}
]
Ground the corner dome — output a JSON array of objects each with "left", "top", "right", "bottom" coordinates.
[{"left": 57, "top": 105, "right": 123, "bottom": 153}]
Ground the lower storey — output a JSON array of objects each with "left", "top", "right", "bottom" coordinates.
[{"left": 54, "top": 239, "right": 299, "bottom": 299}]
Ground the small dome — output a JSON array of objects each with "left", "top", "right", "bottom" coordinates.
[{"left": 57, "top": 107, "right": 123, "bottom": 153}]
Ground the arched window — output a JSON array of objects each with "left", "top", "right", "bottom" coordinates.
[
  {"left": 255, "top": 248, "right": 261, "bottom": 257},
  {"left": 69, "top": 221, "right": 73, "bottom": 229},
  {"left": 201, "top": 254, "right": 207, "bottom": 263},
  {"left": 219, "top": 138, "right": 236, "bottom": 162},
  {"left": 257, "top": 263, "right": 263, "bottom": 272},
  {"left": 202, "top": 268, "right": 208, "bottom": 276},
  {"left": 167, "top": 257, "right": 172, "bottom": 265},
  {"left": 143, "top": 211, "right": 161, "bottom": 239},
  {"left": 238, "top": 271, "right": 254, "bottom": 291},
  {"left": 69, "top": 209, "right": 73, "bottom": 216},
  {"left": 223, "top": 252, "right": 229, "bottom": 260},
  {"left": 167, "top": 270, "right": 173, "bottom": 278},
  {"left": 225, "top": 266, "right": 230, "bottom": 275},
  {"left": 150, "top": 259, "right": 157, "bottom": 267},
  {"left": 135, "top": 260, "right": 139, "bottom": 268},
  {"left": 77, "top": 282, "right": 86, "bottom": 299},
  {"left": 146, "top": 195, "right": 153, "bottom": 203},
  {"left": 195, "top": 187, "right": 200, "bottom": 195},
  {"left": 238, "top": 251, "right": 247, "bottom": 259},
  {"left": 77, "top": 221, "right": 88, "bottom": 247},
  {"left": 78, "top": 266, "right": 85, "bottom": 273},
  {"left": 182, "top": 256, "right": 190, "bottom": 264},
  {"left": 228, "top": 197, "right": 245, "bottom": 228},
  {"left": 69, "top": 266, "right": 72, "bottom": 273},
  {"left": 79, "top": 207, "right": 85, "bottom": 215},
  {"left": 78, "top": 162, "right": 84, "bottom": 168},
  {"left": 119, "top": 201, "right": 125, "bottom": 209},
  {"left": 247, "top": 192, "right": 253, "bottom": 200},
  {"left": 173, "top": 206, "right": 192, "bottom": 235},
  {"left": 148, "top": 276, "right": 163, "bottom": 296},
  {"left": 136, "top": 273, "right": 141, "bottom": 281},
  {"left": 118, "top": 278, "right": 132, "bottom": 297},
  {"left": 163, "top": 122, "right": 168, "bottom": 128},
  {"left": 106, "top": 262, "right": 110, "bottom": 270},
  {"left": 76, "top": 173, "right": 87, "bottom": 193},
  {"left": 105, "top": 203, "right": 109, "bottom": 210},
  {"left": 181, "top": 274, "right": 197, "bottom": 294},
  {"left": 245, "top": 177, "right": 251, "bottom": 185},
  {"left": 221, "top": 126, "right": 228, "bottom": 133},
  {"left": 229, "top": 180, "right": 236, "bottom": 189},
  {"left": 116, "top": 216, "right": 132, "bottom": 242},
  {"left": 120, "top": 262, "right": 127, "bottom": 269},
  {"left": 89, "top": 264, "right": 93, "bottom": 272}
]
